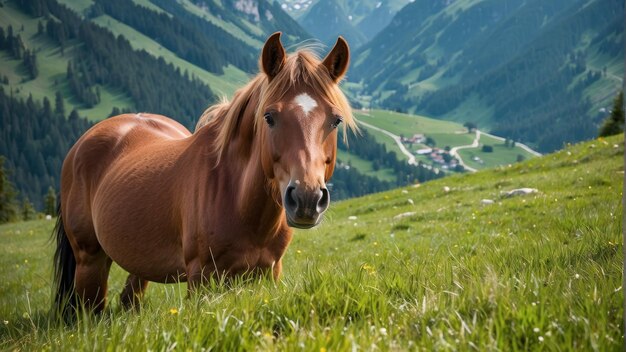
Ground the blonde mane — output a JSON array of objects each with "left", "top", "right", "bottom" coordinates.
[{"left": 195, "top": 49, "right": 357, "bottom": 165}]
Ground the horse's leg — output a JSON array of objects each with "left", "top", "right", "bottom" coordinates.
[
  {"left": 74, "top": 250, "right": 112, "bottom": 314},
  {"left": 120, "top": 274, "right": 149, "bottom": 310}
]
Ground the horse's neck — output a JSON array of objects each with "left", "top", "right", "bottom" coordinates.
[{"left": 186, "top": 98, "right": 285, "bottom": 240}]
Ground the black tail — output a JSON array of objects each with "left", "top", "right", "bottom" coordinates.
[{"left": 52, "top": 201, "right": 77, "bottom": 321}]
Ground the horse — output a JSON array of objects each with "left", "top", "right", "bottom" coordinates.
[{"left": 52, "top": 32, "right": 356, "bottom": 317}]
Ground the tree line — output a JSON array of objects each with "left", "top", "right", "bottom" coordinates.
[
  {"left": 0, "top": 86, "right": 91, "bottom": 210},
  {"left": 0, "top": 25, "right": 38, "bottom": 80}
]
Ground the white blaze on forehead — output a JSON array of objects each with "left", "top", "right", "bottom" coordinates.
[{"left": 293, "top": 93, "right": 318, "bottom": 116}]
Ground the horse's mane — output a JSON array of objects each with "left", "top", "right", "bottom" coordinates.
[{"left": 195, "top": 49, "right": 357, "bottom": 165}]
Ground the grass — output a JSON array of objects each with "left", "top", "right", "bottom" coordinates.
[
  {"left": 355, "top": 109, "right": 466, "bottom": 136},
  {"left": 336, "top": 149, "right": 396, "bottom": 182},
  {"left": 0, "top": 135, "right": 622, "bottom": 350},
  {"left": 459, "top": 134, "right": 538, "bottom": 170}
]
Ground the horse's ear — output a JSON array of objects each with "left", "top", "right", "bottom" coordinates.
[
  {"left": 322, "top": 37, "right": 350, "bottom": 83},
  {"left": 261, "top": 32, "right": 286, "bottom": 81}
]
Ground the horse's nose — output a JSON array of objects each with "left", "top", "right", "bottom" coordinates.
[{"left": 284, "top": 182, "right": 330, "bottom": 228}]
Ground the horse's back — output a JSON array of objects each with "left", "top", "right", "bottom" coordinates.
[
  {"left": 64, "top": 113, "right": 189, "bottom": 188},
  {"left": 60, "top": 114, "right": 192, "bottom": 278}
]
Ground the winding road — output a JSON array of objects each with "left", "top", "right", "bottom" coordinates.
[
  {"left": 358, "top": 120, "right": 418, "bottom": 165},
  {"left": 449, "top": 131, "right": 481, "bottom": 172},
  {"left": 357, "top": 120, "right": 542, "bottom": 173}
]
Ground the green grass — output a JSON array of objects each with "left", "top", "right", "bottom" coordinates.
[
  {"left": 355, "top": 109, "right": 466, "bottom": 136},
  {"left": 0, "top": 135, "right": 622, "bottom": 350},
  {"left": 459, "top": 134, "right": 539, "bottom": 170},
  {"left": 336, "top": 149, "right": 396, "bottom": 182},
  {"left": 56, "top": 0, "right": 94, "bottom": 15},
  {"left": 428, "top": 132, "right": 475, "bottom": 148}
]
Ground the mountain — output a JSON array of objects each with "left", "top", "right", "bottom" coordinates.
[
  {"left": 294, "top": 0, "right": 411, "bottom": 48},
  {"left": 299, "top": 0, "right": 367, "bottom": 48},
  {"left": 183, "top": 0, "right": 311, "bottom": 47},
  {"left": 350, "top": 0, "right": 624, "bottom": 152}
]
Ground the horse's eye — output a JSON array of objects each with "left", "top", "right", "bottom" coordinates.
[
  {"left": 264, "top": 112, "right": 275, "bottom": 127},
  {"left": 331, "top": 116, "right": 343, "bottom": 129}
]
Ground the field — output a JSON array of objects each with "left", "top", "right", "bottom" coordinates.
[
  {"left": 0, "top": 135, "right": 622, "bottom": 350},
  {"left": 459, "top": 134, "right": 538, "bottom": 170},
  {"left": 353, "top": 109, "right": 539, "bottom": 170}
]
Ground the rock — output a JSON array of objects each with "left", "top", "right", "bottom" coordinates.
[
  {"left": 407, "top": 199, "right": 414, "bottom": 205},
  {"left": 401, "top": 190, "right": 408, "bottom": 194},
  {"left": 393, "top": 211, "right": 416, "bottom": 220},
  {"left": 348, "top": 215, "right": 357, "bottom": 220},
  {"left": 481, "top": 199, "right": 494, "bottom": 205},
  {"left": 502, "top": 188, "right": 538, "bottom": 198},
  {"left": 443, "top": 186, "right": 450, "bottom": 193},
  {"left": 45, "top": 214, "right": 52, "bottom": 220}
]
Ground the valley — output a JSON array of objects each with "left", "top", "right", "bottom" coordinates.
[{"left": 0, "top": 0, "right": 621, "bottom": 207}]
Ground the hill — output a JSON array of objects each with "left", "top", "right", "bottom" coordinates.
[
  {"left": 350, "top": 0, "right": 624, "bottom": 152},
  {"left": 0, "top": 135, "right": 622, "bottom": 350}
]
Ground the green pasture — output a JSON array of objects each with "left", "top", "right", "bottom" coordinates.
[
  {"left": 459, "top": 134, "right": 539, "bottom": 170},
  {"left": 336, "top": 149, "right": 396, "bottom": 183},
  {"left": 0, "top": 135, "right": 622, "bottom": 350}
]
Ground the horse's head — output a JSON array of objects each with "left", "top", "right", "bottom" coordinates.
[{"left": 258, "top": 33, "right": 355, "bottom": 229}]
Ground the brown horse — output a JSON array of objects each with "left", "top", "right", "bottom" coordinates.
[{"left": 53, "top": 33, "right": 355, "bottom": 316}]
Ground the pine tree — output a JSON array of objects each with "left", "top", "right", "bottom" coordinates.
[
  {"left": 21, "top": 197, "right": 35, "bottom": 221},
  {"left": 599, "top": 91, "right": 625, "bottom": 137},
  {"left": 45, "top": 186, "right": 56, "bottom": 216},
  {"left": 54, "top": 91, "right": 65, "bottom": 115},
  {"left": 0, "top": 156, "right": 19, "bottom": 224}
]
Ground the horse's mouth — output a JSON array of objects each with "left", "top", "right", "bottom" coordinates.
[{"left": 286, "top": 215, "right": 320, "bottom": 229}]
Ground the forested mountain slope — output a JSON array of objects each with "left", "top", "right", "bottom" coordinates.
[
  {"left": 350, "top": 0, "right": 624, "bottom": 152},
  {"left": 0, "top": 0, "right": 433, "bottom": 209}
]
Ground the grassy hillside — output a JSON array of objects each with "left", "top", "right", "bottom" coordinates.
[{"left": 0, "top": 135, "right": 622, "bottom": 350}]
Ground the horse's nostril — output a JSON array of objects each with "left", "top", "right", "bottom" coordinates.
[
  {"left": 285, "top": 185, "right": 297, "bottom": 210},
  {"left": 317, "top": 188, "right": 330, "bottom": 212}
]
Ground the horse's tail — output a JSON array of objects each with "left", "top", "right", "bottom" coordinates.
[{"left": 52, "top": 200, "right": 77, "bottom": 321}]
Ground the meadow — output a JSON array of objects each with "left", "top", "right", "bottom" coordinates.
[
  {"left": 354, "top": 109, "right": 539, "bottom": 170},
  {"left": 0, "top": 135, "right": 623, "bottom": 350}
]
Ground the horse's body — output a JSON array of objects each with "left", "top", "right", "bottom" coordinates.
[{"left": 53, "top": 33, "right": 355, "bottom": 315}]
